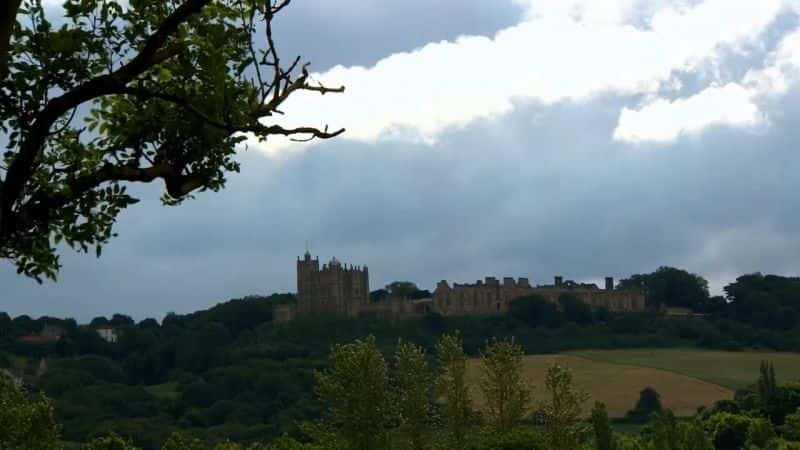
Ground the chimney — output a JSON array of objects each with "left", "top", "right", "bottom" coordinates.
[
  {"left": 555, "top": 276, "right": 563, "bottom": 287},
  {"left": 605, "top": 277, "right": 614, "bottom": 291}
]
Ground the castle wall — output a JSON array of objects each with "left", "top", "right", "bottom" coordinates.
[
  {"left": 432, "top": 276, "right": 645, "bottom": 316},
  {"left": 358, "top": 298, "right": 433, "bottom": 321}
]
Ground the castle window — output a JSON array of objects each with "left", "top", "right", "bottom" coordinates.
[{"left": 496, "top": 302, "right": 501, "bottom": 311}]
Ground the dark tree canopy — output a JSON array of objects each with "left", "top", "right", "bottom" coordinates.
[
  {"left": 386, "top": 281, "right": 419, "bottom": 299},
  {"left": 371, "top": 281, "right": 431, "bottom": 301},
  {"left": 0, "top": 0, "right": 344, "bottom": 281},
  {"left": 618, "top": 266, "right": 709, "bottom": 310},
  {"left": 508, "top": 294, "right": 563, "bottom": 328},
  {"left": 626, "top": 386, "right": 663, "bottom": 423},
  {"left": 558, "top": 292, "right": 593, "bottom": 325},
  {"left": 721, "top": 273, "right": 800, "bottom": 329},
  {"left": 89, "top": 316, "right": 109, "bottom": 328}
]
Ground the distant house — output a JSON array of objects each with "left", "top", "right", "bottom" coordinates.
[
  {"left": 41, "top": 324, "right": 67, "bottom": 340},
  {"left": 96, "top": 327, "right": 118, "bottom": 343},
  {"left": 17, "top": 334, "right": 52, "bottom": 344},
  {"left": 17, "top": 323, "right": 66, "bottom": 344}
]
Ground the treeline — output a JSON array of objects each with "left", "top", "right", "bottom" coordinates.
[
  {"left": 4, "top": 334, "right": 800, "bottom": 449},
  {"left": 1, "top": 270, "right": 800, "bottom": 445},
  {"left": 618, "top": 268, "right": 800, "bottom": 332}
]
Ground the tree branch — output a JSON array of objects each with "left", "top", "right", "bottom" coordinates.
[
  {"left": 121, "top": 86, "right": 345, "bottom": 142},
  {"left": 16, "top": 162, "right": 205, "bottom": 236},
  {"left": 255, "top": 63, "right": 345, "bottom": 117},
  {"left": 120, "top": 87, "right": 234, "bottom": 131},
  {"left": 1, "top": 0, "right": 211, "bottom": 239},
  {"left": 246, "top": 123, "right": 345, "bottom": 140},
  {"left": 0, "top": 0, "right": 22, "bottom": 83}
]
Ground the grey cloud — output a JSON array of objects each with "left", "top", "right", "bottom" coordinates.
[
  {"left": 4, "top": 86, "right": 800, "bottom": 321},
  {"left": 271, "top": 0, "right": 525, "bottom": 71}
]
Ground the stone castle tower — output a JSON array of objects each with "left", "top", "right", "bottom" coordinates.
[{"left": 296, "top": 250, "right": 369, "bottom": 317}]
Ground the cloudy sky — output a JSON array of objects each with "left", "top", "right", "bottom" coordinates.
[{"left": 4, "top": 0, "right": 800, "bottom": 322}]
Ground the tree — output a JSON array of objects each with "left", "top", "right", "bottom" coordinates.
[
  {"left": 80, "top": 433, "right": 138, "bottom": 450},
  {"left": 0, "top": 376, "right": 62, "bottom": 449},
  {"left": 648, "top": 410, "right": 713, "bottom": 450},
  {"left": 590, "top": 402, "right": 614, "bottom": 450},
  {"left": 627, "top": 386, "right": 663, "bottom": 423},
  {"left": 435, "top": 332, "right": 473, "bottom": 447},
  {"left": 386, "top": 281, "right": 419, "bottom": 299},
  {"left": 650, "top": 410, "right": 680, "bottom": 450},
  {"left": 138, "top": 318, "right": 160, "bottom": 330},
  {"left": 369, "top": 288, "right": 389, "bottom": 302},
  {"left": 160, "top": 432, "right": 207, "bottom": 450},
  {"left": 109, "top": 314, "right": 135, "bottom": 327},
  {"left": 540, "top": 364, "right": 590, "bottom": 450},
  {"left": 649, "top": 411, "right": 713, "bottom": 450},
  {"left": 394, "top": 340, "right": 433, "bottom": 450},
  {"left": 479, "top": 337, "right": 531, "bottom": 433},
  {"left": 314, "top": 335, "right": 392, "bottom": 450},
  {"left": 90, "top": 316, "right": 109, "bottom": 328},
  {"left": 722, "top": 274, "right": 800, "bottom": 329},
  {"left": 758, "top": 360, "right": 778, "bottom": 407},
  {"left": 704, "top": 412, "right": 752, "bottom": 450},
  {"left": 782, "top": 408, "right": 800, "bottom": 441},
  {"left": 0, "top": 0, "right": 344, "bottom": 280},
  {"left": 746, "top": 418, "right": 775, "bottom": 449},
  {"left": 509, "top": 294, "right": 563, "bottom": 327},
  {"left": 558, "top": 293, "right": 593, "bottom": 325},
  {"left": 618, "top": 267, "right": 709, "bottom": 310}
]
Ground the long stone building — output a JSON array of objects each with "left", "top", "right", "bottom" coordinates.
[
  {"left": 431, "top": 275, "right": 645, "bottom": 315},
  {"left": 273, "top": 252, "right": 645, "bottom": 322}
]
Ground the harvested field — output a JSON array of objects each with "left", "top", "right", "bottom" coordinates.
[{"left": 466, "top": 353, "right": 732, "bottom": 417}]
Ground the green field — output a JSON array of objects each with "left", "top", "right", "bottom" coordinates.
[
  {"left": 466, "top": 349, "right": 800, "bottom": 418},
  {"left": 571, "top": 348, "right": 800, "bottom": 390}
]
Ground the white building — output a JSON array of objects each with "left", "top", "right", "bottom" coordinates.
[{"left": 96, "top": 327, "right": 118, "bottom": 343}]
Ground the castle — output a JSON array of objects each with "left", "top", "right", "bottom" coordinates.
[{"left": 272, "top": 252, "right": 645, "bottom": 323}]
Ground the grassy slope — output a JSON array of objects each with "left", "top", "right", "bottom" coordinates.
[
  {"left": 570, "top": 348, "right": 800, "bottom": 390},
  {"left": 466, "top": 354, "right": 732, "bottom": 417}
]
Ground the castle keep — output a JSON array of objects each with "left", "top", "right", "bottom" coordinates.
[
  {"left": 273, "top": 252, "right": 645, "bottom": 323},
  {"left": 296, "top": 251, "right": 369, "bottom": 316}
]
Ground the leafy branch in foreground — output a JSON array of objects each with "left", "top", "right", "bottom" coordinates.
[{"left": 0, "top": 0, "right": 344, "bottom": 280}]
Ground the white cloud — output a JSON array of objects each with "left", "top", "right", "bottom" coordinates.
[
  {"left": 256, "top": 0, "right": 787, "bottom": 153},
  {"left": 613, "top": 83, "right": 763, "bottom": 143},
  {"left": 743, "top": 27, "right": 800, "bottom": 96},
  {"left": 615, "top": 24, "right": 800, "bottom": 143}
]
